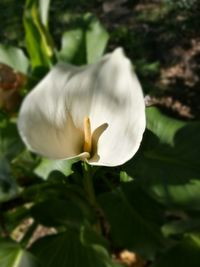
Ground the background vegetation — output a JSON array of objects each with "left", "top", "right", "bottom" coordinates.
[{"left": 0, "top": 0, "right": 200, "bottom": 266}]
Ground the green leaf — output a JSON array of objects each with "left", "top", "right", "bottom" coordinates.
[
  {"left": 24, "top": 0, "right": 54, "bottom": 69},
  {"left": 0, "top": 44, "right": 29, "bottom": 74},
  {"left": 30, "top": 226, "right": 120, "bottom": 267},
  {"left": 59, "top": 29, "right": 86, "bottom": 64},
  {"left": 31, "top": 198, "right": 86, "bottom": 227},
  {"left": 121, "top": 181, "right": 164, "bottom": 226},
  {"left": 59, "top": 14, "right": 109, "bottom": 65},
  {"left": 125, "top": 107, "right": 200, "bottom": 210},
  {"left": 0, "top": 239, "right": 39, "bottom": 267},
  {"left": 98, "top": 182, "right": 166, "bottom": 259},
  {"left": 120, "top": 171, "right": 133, "bottom": 182},
  {"left": 85, "top": 14, "right": 109, "bottom": 64},
  {"left": 34, "top": 158, "right": 75, "bottom": 179},
  {"left": 151, "top": 235, "right": 200, "bottom": 267}
]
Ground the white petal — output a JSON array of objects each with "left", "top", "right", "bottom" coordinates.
[
  {"left": 86, "top": 48, "right": 146, "bottom": 166},
  {"left": 18, "top": 65, "right": 85, "bottom": 159},
  {"left": 18, "top": 48, "right": 145, "bottom": 166}
]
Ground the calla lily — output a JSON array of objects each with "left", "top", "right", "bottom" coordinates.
[{"left": 18, "top": 48, "right": 146, "bottom": 166}]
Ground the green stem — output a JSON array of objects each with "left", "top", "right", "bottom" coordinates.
[
  {"left": 82, "top": 162, "right": 96, "bottom": 206},
  {"left": 82, "top": 162, "right": 102, "bottom": 234}
]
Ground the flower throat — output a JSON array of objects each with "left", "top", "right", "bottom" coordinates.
[{"left": 83, "top": 116, "right": 92, "bottom": 154}]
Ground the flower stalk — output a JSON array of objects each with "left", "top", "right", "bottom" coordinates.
[
  {"left": 82, "top": 162, "right": 102, "bottom": 234},
  {"left": 82, "top": 162, "right": 96, "bottom": 207}
]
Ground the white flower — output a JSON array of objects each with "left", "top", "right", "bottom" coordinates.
[{"left": 17, "top": 48, "right": 146, "bottom": 166}]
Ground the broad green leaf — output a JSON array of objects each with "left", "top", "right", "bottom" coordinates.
[
  {"left": 24, "top": 0, "right": 54, "bottom": 69},
  {"left": 121, "top": 182, "right": 164, "bottom": 226},
  {"left": 151, "top": 235, "right": 200, "bottom": 267},
  {"left": 85, "top": 14, "right": 109, "bottom": 63},
  {"left": 0, "top": 239, "right": 39, "bottom": 267},
  {"left": 34, "top": 158, "right": 75, "bottom": 179},
  {"left": 59, "top": 14, "right": 109, "bottom": 65},
  {"left": 21, "top": 175, "right": 95, "bottom": 226},
  {"left": 125, "top": 107, "right": 200, "bottom": 210},
  {"left": 0, "top": 44, "right": 29, "bottom": 74},
  {"left": 59, "top": 29, "right": 86, "bottom": 64},
  {"left": 31, "top": 198, "right": 86, "bottom": 227},
  {"left": 98, "top": 183, "right": 166, "bottom": 259},
  {"left": 30, "top": 226, "right": 121, "bottom": 267}
]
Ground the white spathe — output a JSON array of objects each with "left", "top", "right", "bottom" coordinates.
[{"left": 17, "top": 48, "right": 146, "bottom": 166}]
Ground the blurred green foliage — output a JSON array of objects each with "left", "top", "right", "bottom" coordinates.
[
  {"left": 163, "top": 0, "right": 198, "bottom": 9},
  {"left": 0, "top": 1, "right": 200, "bottom": 267}
]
